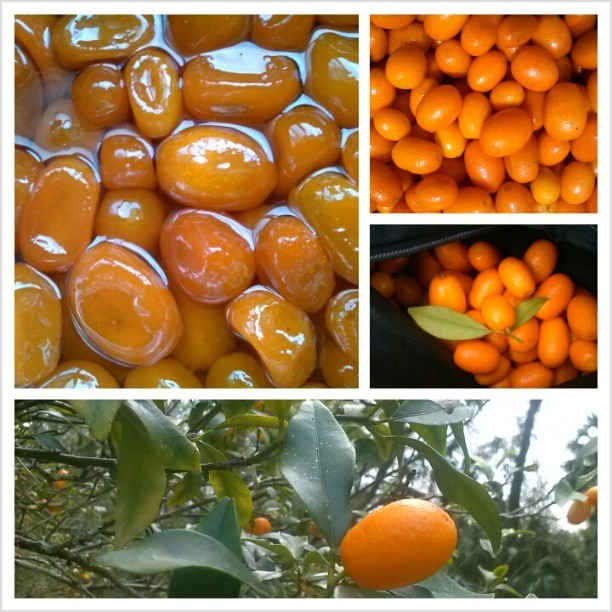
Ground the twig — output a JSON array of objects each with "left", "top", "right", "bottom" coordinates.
[
  {"left": 16, "top": 441, "right": 282, "bottom": 474},
  {"left": 16, "top": 537, "right": 144, "bottom": 599}
]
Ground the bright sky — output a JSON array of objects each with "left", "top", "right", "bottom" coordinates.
[{"left": 464, "top": 397, "right": 597, "bottom": 528}]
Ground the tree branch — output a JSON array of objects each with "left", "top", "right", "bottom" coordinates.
[
  {"left": 15, "top": 441, "right": 281, "bottom": 474},
  {"left": 16, "top": 537, "right": 144, "bottom": 598}
]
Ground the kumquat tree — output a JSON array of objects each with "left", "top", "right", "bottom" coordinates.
[{"left": 14, "top": 399, "right": 597, "bottom": 598}]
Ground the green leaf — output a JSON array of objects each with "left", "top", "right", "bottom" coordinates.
[
  {"left": 168, "top": 471, "right": 203, "bottom": 507},
  {"left": 576, "top": 436, "right": 598, "bottom": 461},
  {"left": 279, "top": 400, "right": 355, "bottom": 549},
  {"left": 355, "top": 438, "right": 381, "bottom": 466},
  {"left": 199, "top": 442, "right": 252, "bottom": 527},
  {"left": 215, "top": 414, "right": 286, "bottom": 430},
  {"left": 303, "top": 550, "right": 328, "bottom": 567},
  {"left": 386, "top": 435, "right": 502, "bottom": 551},
  {"left": 451, "top": 423, "right": 471, "bottom": 472},
  {"left": 246, "top": 539, "right": 295, "bottom": 564},
  {"left": 188, "top": 400, "right": 221, "bottom": 433},
  {"left": 554, "top": 478, "right": 574, "bottom": 506},
  {"left": 471, "top": 455, "right": 494, "bottom": 481},
  {"left": 371, "top": 423, "right": 394, "bottom": 461},
  {"left": 335, "top": 584, "right": 416, "bottom": 598},
  {"left": 390, "top": 400, "right": 475, "bottom": 425},
  {"left": 68, "top": 400, "right": 122, "bottom": 441},
  {"left": 407, "top": 571, "right": 494, "bottom": 598},
  {"left": 278, "top": 532, "right": 308, "bottom": 559},
  {"left": 168, "top": 498, "right": 243, "bottom": 598},
  {"left": 263, "top": 400, "right": 293, "bottom": 421},
  {"left": 33, "top": 433, "right": 68, "bottom": 453},
  {"left": 111, "top": 408, "right": 167, "bottom": 547},
  {"left": 408, "top": 306, "right": 491, "bottom": 340},
  {"left": 411, "top": 424, "right": 447, "bottom": 455},
  {"left": 576, "top": 467, "right": 598, "bottom": 490},
  {"left": 379, "top": 400, "right": 408, "bottom": 465},
  {"left": 221, "top": 400, "right": 258, "bottom": 419},
  {"left": 123, "top": 400, "right": 200, "bottom": 472},
  {"left": 95, "top": 529, "right": 268, "bottom": 597},
  {"left": 513, "top": 297, "right": 549, "bottom": 328}
]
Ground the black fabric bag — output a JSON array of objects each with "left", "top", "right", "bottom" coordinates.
[{"left": 370, "top": 225, "right": 597, "bottom": 389}]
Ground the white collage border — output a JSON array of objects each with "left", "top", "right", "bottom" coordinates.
[{"left": 1, "top": 1, "right": 610, "bottom": 610}]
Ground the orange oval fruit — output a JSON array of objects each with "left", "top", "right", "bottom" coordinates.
[
  {"left": 569, "top": 340, "right": 597, "bottom": 373},
  {"left": 15, "top": 263, "right": 62, "bottom": 387},
  {"left": 537, "top": 317, "right": 570, "bottom": 368},
  {"left": 481, "top": 294, "right": 516, "bottom": 331},
  {"left": 289, "top": 172, "right": 358, "bottom": 285},
  {"left": 385, "top": 45, "right": 427, "bottom": 90},
  {"left": 156, "top": 125, "right": 277, "bottom": 211},
  {"left": 566, "top": 295, "right": 597, "bottom": 341},
  {"left": 68, "top": 241, "right": 182, "bottom": 367},
  {"left": 205, "top": 352, "right": 271, "bottom": 389},
  {"left": 340, "top": 499, "right": 457, "bottom": 591},
  {"left": 255, "top": 215, "right": 335, "bottom": 314},
  {"left": 510, "top": 46, "right": 559, "bottom": 92},
  {"left": 161, "top": 210, "right": 255, "bottom": 305},
  {"left": 567, "top": 499, "right": 591, "bottom": 525},
  {"left": 124, "top": 47, "right": 182, "bottom": 139},
  {"left": 19, "top": 157, "right": 100, "bottom": 273},
  {"left": 429, "top": 272, "right": 467, "bottom": 312},
  {"left": 454, "top": 340, "right": 500, "bottom": 374},
  {"left": 124, "top": 359, "right": 202, "bottom": 388},
  {"left": 523, "top": 239, "right": 558, "bottom": 283},
  {"left": 479, "top": 108, "right": 534, "bottom": 157},
  {"left": 507, "top": 318, "right": 539, "bottom": 354},
  {"left": 183, "top": 53, "right": 301, "bottom": 126},
  {"left": 534, "top": 273, "right": 575, "bottom": 320},
  {"left": 543, "top": 83, "right": 588, "bottom": 141},
  {"left": 412, "top": 175, "right": 459, "bottom": 211},
  {"left": 510, "top": 362, "right": 554, "bottom": 388},
  {"left": 306, "top": 32, "right": 358, "bottom": 128},
  {"left": 39, "top": 360, "right": 119, "bottom": 389},
  {"left": 226, "top": 288, "right": 316, "bottom": 388},
  {"left": 246, "top": 517, "right": 273, "bottom": 536},
  {"left": 416, "top": 85, "right": 462, "bottom": 132}
]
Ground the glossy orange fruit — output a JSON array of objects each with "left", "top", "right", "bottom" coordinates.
[
  {"left": 510, "top": 46, "right": 559, "bottom": 92},
  {"left": 507, "top": 318, "right": 539, "bottom": 353},
  {"left": 522, "top": 239, "right": 558, "bottom": 283},
  {"left": 566, "top": 295, "right": 597, "bottom": 341},
  {"left": 537, "top": 317, "right": 570, "bottom": 368},
  {"left": 467, "top": 241, "right": 502, "bottom": 271},
  {"left": 510, "top": 362, "right": 554, "bottom": 388},
  {"left": 246, "top": 517, "right": 273, "bottom": 536},
  {"left": 534, "top": 273, "right": 575, "bottom": 320},
  {"left": 569, "top": 340, "right": 597, "bottom": 373},
  {"left": 454, "top": 340, "right": 500, "bottom": 374},
  {"left": 479, "top": 108, "right": 534, "bottom": 157},
  {"left": 340, "top": 499, "right": 457, "bottom": 590},
  {"left": 567, "top": 499, "right": 591, "bottom": 525},
  {"left": 429, "top": 272, "right": 467, "bottom": 312},
  {"left": 481, "top": 294, "right": 515, "bottom": 331},
  {"left": 412, "top": 174, "right": 459, "bottom": 211},
  {"left": 386, "top": 45, "right": 427, "bottom": 90},
  {"left": 498, "top": 257, "right": 536, "bottom": 298}
]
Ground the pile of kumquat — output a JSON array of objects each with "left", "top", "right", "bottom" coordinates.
[
  {"left": 15, "top": 14, "right": 359, "bottom": 389},
  {"left": 370, "top": 15, "right": 597, "bottom": 213},
  {"left": 371, "top": 238, "right": 597, "bottom": 387}
]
